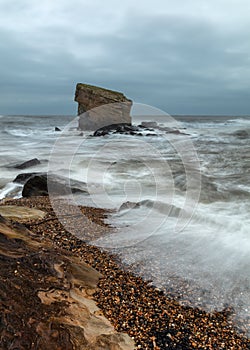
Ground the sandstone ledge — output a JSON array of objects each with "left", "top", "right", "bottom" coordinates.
[{"left": 0, "top": 206, "right": 134, "bottom": 350}]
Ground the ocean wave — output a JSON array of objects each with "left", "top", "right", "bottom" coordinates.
[
  {"left": 2, "top": 127, "right": 56, "bottom": 138},
  {"left": 0, "top": 182, "right": 23, "bottom": 200},
  {"left": 3, "top": 128, "right": 36, "bottom": 137},
  {"left": 227, "top": 117, "right": 250, "bottom": 126}
]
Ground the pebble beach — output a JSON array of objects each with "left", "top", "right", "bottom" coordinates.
[{"left": 1, "top": 196, "right": 249, "bottom": 350}]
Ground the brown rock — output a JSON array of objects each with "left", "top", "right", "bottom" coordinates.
[
  {"left": 0, "top": 205, "right": 46, "bottom": 222},
  {"left": 0, "top": 214, "right": 135, "bottom": 350},
  {"left": 75, "top": 83, "right": 132, "bottom": 130}
]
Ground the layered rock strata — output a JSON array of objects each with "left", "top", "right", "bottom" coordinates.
[
  {"left": 75, "top": 83, "right": 132, "bottom": 130},
  {"left": 0, "top": 210, "right": 135, "bottom": 350}
]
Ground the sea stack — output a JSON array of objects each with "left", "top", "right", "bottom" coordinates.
[{"left": 75, "top": 83, "right": 132, "bottom": 130}]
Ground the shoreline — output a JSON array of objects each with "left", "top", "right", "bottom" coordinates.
[{"left": 1, "top": 196, "right": 249, "bottom": 349}]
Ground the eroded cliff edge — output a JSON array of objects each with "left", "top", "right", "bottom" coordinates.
[
  {"left": 0, "top": 206, "right": 135, "bottom": 350},
  {"left": 75, "top": 83, "right": 132, "bottom": 130}
]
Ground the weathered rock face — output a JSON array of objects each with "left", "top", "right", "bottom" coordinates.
[
  {"left": 13, "top": 172, "right": 88, "bottom": 198},
  {"left": 0, "top": 205, "right": 46, "bottom": 222},
  {"left": 0, "top": 213, "right": 135, "bottom": 350},
  {"left": 14, "top": 158, "right": 41, "bottom": 169},
  {"left": 75, "top": 83, "right": 132, "bottom": 130}
]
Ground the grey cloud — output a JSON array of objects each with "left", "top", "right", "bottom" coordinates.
[{"left": 0, "top": 4, "right": 250, "bottom": 115}]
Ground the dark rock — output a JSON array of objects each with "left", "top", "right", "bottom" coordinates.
[
  {"left": 232, "top": 129, "right": 249, "bottom": 139},
  {"left": 14, "top": 172, "right": 43, "bottom": 184},
  {"left": 75, "top": 83, "right": 132, "bottom": 130},
  {"left": 55, "top": 127, "right": 61, "bottom": 131},
  {"left": 124, "top": 124, "right": 139, "bottom": 132},
  {"left": 92, "top": 122, "right": 188, "bottom": 138},
  {"left": 22, "top": 175, "right": 48, "bottom": 197},
  {"left": 93, "top": 123, "right": 148, "bottom": 137},
  {"left": 19, "top": 173, "right": 88, "bottom": 198},
  {"left": 93, "top": 123, "right": 132, "bottom": 137},
  {"left": 14, "top": 158, "right": 41, "bottom": 170}
]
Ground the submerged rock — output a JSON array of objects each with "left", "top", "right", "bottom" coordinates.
[
  {"left": 75, "top": 83, "right": 132, "bottom": 130},
  {"left": 232, "top": 129, "right": 249, "bottom": 139},
  {"left": 140, "top": 121, "right": 158, "bottom": 128},
  {"left": 14, "top": 158, "right": 41, "bottom": 169},
  {"left": 119, "top": 201, "right": 140, "bottom": 211},
  {"left": 93, "top": 123, "right": 139, "bottom": 136},
  {"left": 92, "top": 122, "right": 186, "bottom": 137}
]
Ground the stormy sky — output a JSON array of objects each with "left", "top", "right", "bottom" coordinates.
[{"left": 0, "top": 0, "right": 250, "bottom": 115}]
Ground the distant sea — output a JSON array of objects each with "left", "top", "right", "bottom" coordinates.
[{"left": 0, "top": 113, "right": 249, "bottom": 334}]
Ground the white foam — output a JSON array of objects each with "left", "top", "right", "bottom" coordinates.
[
  {"left": 0, "top": 182, "right": 23, "bottom": 200},
  {"left": 227, "top": 117, "right": 250, "bottom": 126}
]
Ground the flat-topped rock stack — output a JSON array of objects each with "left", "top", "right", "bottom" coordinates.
[{"left": 75, "top": 83, "right": 132, "bottom": 130}]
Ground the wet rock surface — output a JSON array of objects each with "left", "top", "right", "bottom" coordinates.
[
  {"left": 16, "top": 173, "right": 88, "bottom": 197},
  {"left": 93, "top": 123, "right": 145, "bottom": 137},
  {"left": 75, "top": 83, "right": 132, "bottom": 130},
  {"left": 0, "top": 208, "right": 134, "bottom": 350},
  {"left": 14, "top": 158, "right": 41, "bottom": 169},
  {"left": 92, "top": 121, "right": 188, "bottom": 137},
  {"left": 0, "top": 197, "right": 249, "bottom": 349}
]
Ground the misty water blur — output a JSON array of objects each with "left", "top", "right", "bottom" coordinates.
[{"left": 0, "top": 111, "right": 249, "bottom": 333}]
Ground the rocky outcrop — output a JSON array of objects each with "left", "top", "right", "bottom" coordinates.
[
  {"left": 92, "top": 121, "right": 188, "bottom": 137},
  {"left": 75, "top": 83, "right": 132, "bottom": 130},
  {"left": 93, "top": 123, "right": 143, "bottom": 137},
  {"left": 0, "top": 213, "right": 135, "bottom": 350},
  {"left": 0, "top": 205, "right": 46, "bottom": 222},
  {"left": 13, "top": 172, "right": 88, "bottom": 197},
  {"left": 14, "top": 158, "right": 41, "bottom": 169}
]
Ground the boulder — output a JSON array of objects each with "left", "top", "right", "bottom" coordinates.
[
  {"left": 75, "top": 83, "right": 132, "bottom": 130},
  {"left": 14, "top": 158, "right": 41, "bottom": 169},
  {"left": 14, "top": 172, "right": 43, "bottom": 184},
  {"left": 19, "top": 173, "right": 88, "bottom": 198},
  {"left": 55, "top": 127, "right": 61, "bottom": 131}
]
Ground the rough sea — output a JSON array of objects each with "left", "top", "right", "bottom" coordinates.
[{"left": 0, "top": 110, "right": 249, "bottom": 334}]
